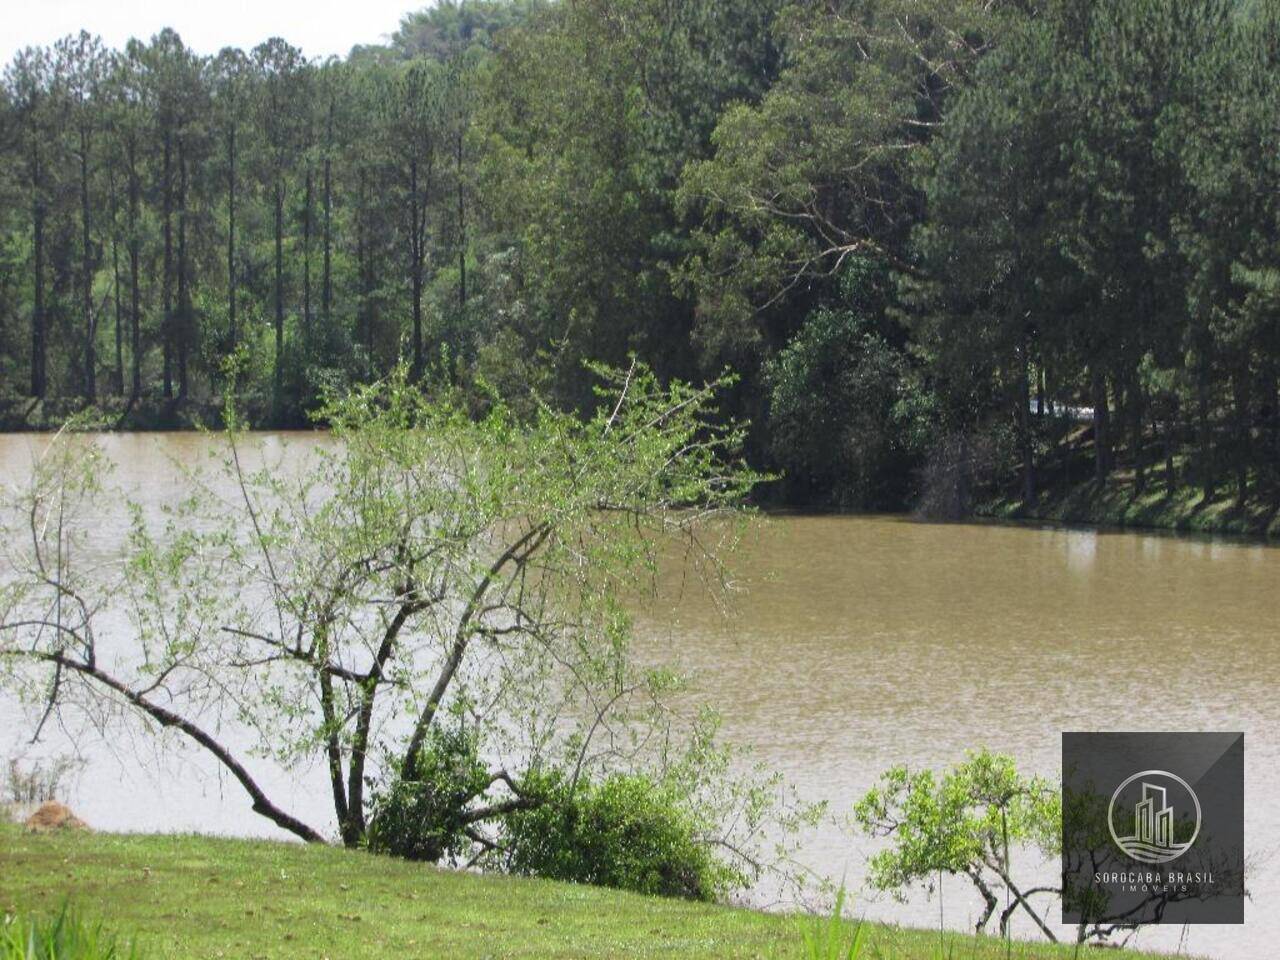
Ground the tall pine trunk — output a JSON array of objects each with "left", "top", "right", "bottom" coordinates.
[
  {"left": 80, "top": 126, "right": 95, "bottom": 402},
  {"left": 1017, "top": 338, "right": 1035, "bottom": 504},
  {"left": 30, "top": 130, "right": 46, "bottom": 399},
  {"left": 127, "top": 145, "right": 142, "bottom": 400},
  {"left": 357, "top": 171, "right": 373, "bottom": 379},
  {"left": 1197, "top": 365, "right": 1214, "bottom": 501},
  {"left": 323, "top": 151, "right": 332, "bottom": 331},
  {"left": 1233, "top": 369, "right": 1250, "bottom": 511},
  {"left": 456, "top": 133, "right": 466, "bottom": 312},
  {"left": 162, "top": 133, "right": 173, "bottom": 401},
  {"left": 176, "top": 143, "right": 190, "bottom": 400},
  {"left": 410, "top": 157, "right": 423, "bottom": 379},
  {"left": 303, "top": 169, "right": 313, "bottom": 353},
  {"left": 1129, "top": 378, "right": 1146, "bottom": 496},
  {"left": 111, "top": 188, "right": 124, "bottom": 396},
  {"left": 1092, "top": 371, "right": 1110, "bottom": 483},
  {"left": 273, "top": 181, "right": 285, "bottom": 423},
  {"left": 227, "top": 122, "right": 237, "bottom": 348}
]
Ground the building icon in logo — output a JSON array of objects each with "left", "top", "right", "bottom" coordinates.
[{"left": 1108, "top": 770, "right": 1201, "bottom": 865}]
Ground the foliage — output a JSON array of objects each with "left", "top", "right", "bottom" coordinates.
[
  {"left": 504, "top": 770, "right": 737, "bottom": 901},
  {"left": 0, "top": 363, "right": 801, "bottom": 898},
  {"left": 0, "top": 906, "right": 141, "bottom": 960},
  {"left": 4, "top": 755, "right": 82, "bottom": 804},
  {"left": 477, "top": 0, "right": 785, "bottom": 411},
  {"left": 852, "top": 750, "right": 1060, "bottom": 939},
  {"left": 676, "top": 0, "right": 1004, "bottom": 372},
  {"left": 4, "top": 0, "right": 1280, "bottom": 514},
  {"left": 366, "top": 720, "right": 491, "bottom": 863},
  {"left": 766, "top": 263, "right": 932, "bottom": 508},
  {"left": 378, "top": 0, "right": 550, "bottom": 63}
]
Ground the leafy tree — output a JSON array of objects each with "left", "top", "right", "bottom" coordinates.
[
  {"left": 766, "top": 263, "right": 930, "bottom": 507},
  {"left": 853, "top": 749, "right": 1060, "bottom": 939},
  {"left": 385, "top": 0, "right": 550, "bottom": 62},
  {"left": 478, "top": 0, "right": 784, "bottom": 410},
  {"left": 677, "top": 0, "right": 1003, "bottom": 374},
  {"left": 0, "top": 364, "right": 795, "bottom": 896}
]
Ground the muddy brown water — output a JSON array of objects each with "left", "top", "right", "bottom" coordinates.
[{"left": 1, "top": 433, "right": 1275, "bottom": 958}]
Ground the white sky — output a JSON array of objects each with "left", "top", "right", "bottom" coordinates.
[{"left": 2, "top": 0, "right": 422, "bottom": 66}]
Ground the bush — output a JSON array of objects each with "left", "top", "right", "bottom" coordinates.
[
  {"left": 0, "top": 907, "right": 141, "bottom": 960},
  {"left": 767, "top": 300, "right": 932, "bottom": 509},
  {"left": 504, "top": 771, "right": 738, "bottom": 901},
  {"left": 5, "top": 756, "right": 82, "bottom": 805},
  {"left": 366, "top": 724, "right": 490, "bottom": 863}
]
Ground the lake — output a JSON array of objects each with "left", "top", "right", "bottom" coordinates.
[{"left": 1, "top": 432, "right": 1276, "bottom": 959}]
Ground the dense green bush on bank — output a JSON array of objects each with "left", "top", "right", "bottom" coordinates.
[
  {"left": 365, "top": 724, "right": 740, "bottom": 901},
  {"left": 504, "top": 771, "right": 736, "bottom": 901}
]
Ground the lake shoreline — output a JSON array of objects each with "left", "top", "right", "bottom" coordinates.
[
  {"left": 977, "top": 482, "right": 1280, "bottom": 542},
  {"left": 4, "top": 412, "right": 1277, "bottom": 546}
]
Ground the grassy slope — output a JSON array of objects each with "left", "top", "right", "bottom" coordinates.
[
  {"left": 0, "top": 825, "right": 1186, "bottom": 960},
  {"left": 980, "top": 484, "right": 1280, "bottom": 539},
  {"left": 979, "top": 471, "right": 1280, "bottom": 539}
]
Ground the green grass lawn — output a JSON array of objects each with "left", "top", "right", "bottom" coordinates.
[{"left": 0, "top": 824, "right": 1191, "bottom": 960}]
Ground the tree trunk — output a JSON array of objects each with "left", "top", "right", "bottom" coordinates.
[
  {"left": 1130, "top": 379, "right": 1146, "bottom": 496},
  {"left": 456, "top": 133, "right": 466, "bottom": 313},
  {"left": 111, "top": 202, "right": 124, "bottom": 396},
  {"left": 322, "top": 148, "right": 332, "bottom": 331},
  {"left": 410, "top": 157, "right": 423, "bottom": 379},
  {"left": 176, "top": 143, "right": 190, "bottom": 400},
  {"left": 162, "top": 133, "right": 173, "bottom": 401},
  {"left": 227, "top": 123, "right": 237, "bottom": 348},
  {"left": 127, "top": 148, "right": 142, "bottom": 401},
  {"left": 1197, "top": 366, "right": 1214, "bottom": 501},
  {"left": 1233, "top": 369, "right": 1250, "bottom": 511},
  {"left": 273, "top": 181, "right": 285, "bottom": 423},
  {"left": 1017, "top": 340, "right": 1035, "bottom": 504},
  {"left": 30, "top": 136, "right": 46, "bottom": 399},
  {"left": 303, "top": 169, "right": 313, "bottom": 354},
  {"left": 1092, "top": 371, "right": 1110, "bottom": 483},
  {"left": 80, "top": 127, "right": 95, "bottom": 403}
]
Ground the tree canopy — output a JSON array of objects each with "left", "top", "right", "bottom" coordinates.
[{"left": 3, "top": 0, "right": 1280, "bottom": 516}]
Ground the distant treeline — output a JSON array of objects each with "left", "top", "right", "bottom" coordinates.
[{"left": 2, "top": 0, "right": 1279, "bottom": 512}]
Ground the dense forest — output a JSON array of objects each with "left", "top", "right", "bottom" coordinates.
[{"left": 2, "top": 0, "right": 1279, "bottom": 515}]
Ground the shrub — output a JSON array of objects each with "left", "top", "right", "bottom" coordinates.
[
  {"left": 767, "top": 304, "right": 931, "bottom": 510},
  {"left": 4, "top": 756, "right": 82, "bottom": 805},
  {"left": 366, "top": 724, "right": 490, "bottom": 863},
  {"left": 503, "top": 771, "right": 738, "bottom": 901},
  {"left": 0, "top": 906, "right": 141, "bottom": 960}
]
